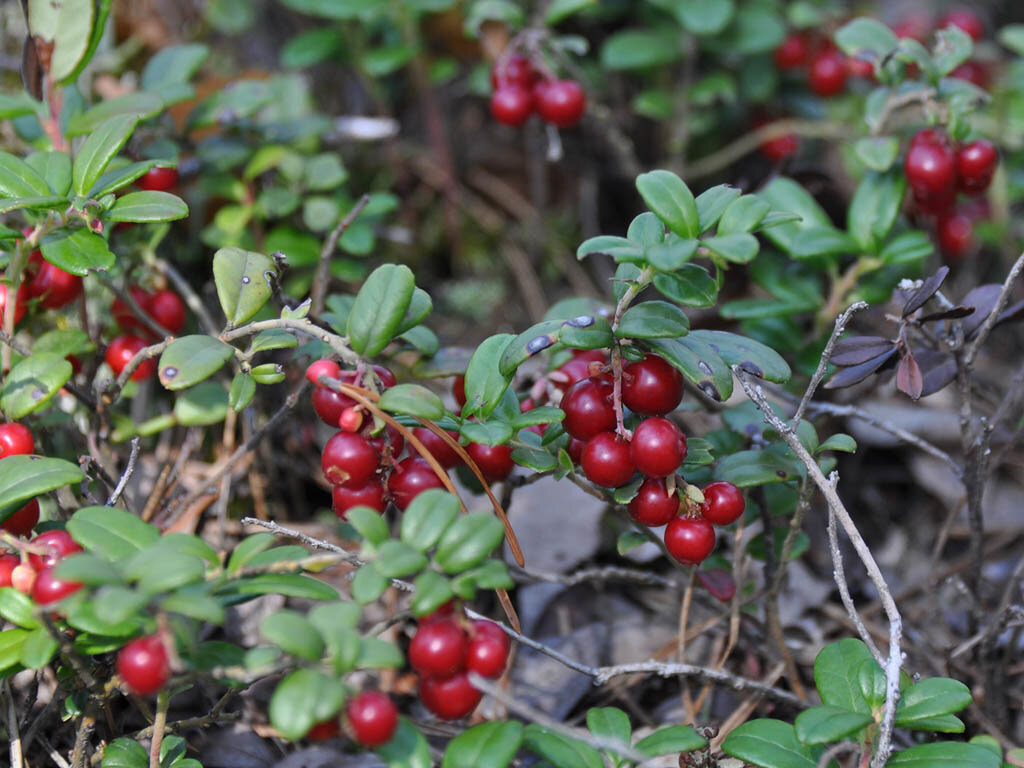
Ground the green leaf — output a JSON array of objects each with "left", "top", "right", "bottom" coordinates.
[
  {"left": 718, "top": 195, "right": 771, "bottom": 234},
  {"left": 933, "top": 26, "right": 973, "bottom": 77},
  {"left": 647, "top": 336, "right": 733, "bottom": 402},
  {"left": 687, "top": 329, "right": 791, "bottom": 383},
  {"left": 676, "top": 0, "right": 734, "bottom": 35},
  {"left": 814, "top": 638, "right": 874, "bottom": 714},
  {"left": 818, "top": 434, "right": 857, "bottom": 453},
  {"left": 721, "top": 719, "right": 821, "bottom": 768},
  {"left": 379, "top": 384, "right": 445, "bottom": 421},
  {"left": 19, "top": 627, "right": 58, "bottom": 669},
  {"left": 0, "top": 92, "right": 39, "bottom": 121},
  {"left": 105, "top": 191, "right": 188, "bottom": 223},
  {"left": 158, "top": 336, "right": 235, "bottom": 390},
  {"left": 212, "top": 247, "right": 276, "bottom": 326},
  {"left": 443, "top": 722, "right": 523, "bottom": 768},
  {"left": 847, "top": 170, "right": 906, "bottom": 252},
  {"left": 695, "top": 184, "right": 741, "bottom": 232},
  {"left": 794, "top": 705, "right": 873, "bottom": 745},
  {"left": 835, "top": 18, "right": 899, "bottom": 61},
  {"left": 558, "top": 315, "right": 614, "bottom": 350},
  {"left": 131, "top": 551, "right": 205, "bottom": 595},
  {"left": 545, "top": 0, "right": 594, "bottom": 26},
  {"left": 854, "top": 137, "right": 900, "bottom": 172},
  {"left": 791, "top": 226, "right": 858, "bottom": 261},
  {"left": 260, "top": 610, "right": 325, "bottom": 661},
  {"left": 757, "top": 177, "right": 830, "bottom": 255},
  {"left": 887, "top": 743, "right": 1000, "bottom": 768},
  {"left": 617, "top": 301, "right": 689, "bottom": 339},
  {"left": 720, "top": 5, "right": 785, "bottom": 53},
  {"left": 346, "top": 505, "right": 389, "bottom": 547},
  {"left": 65, "top": 595, "right": 141, "bottom": 636},
  {"left": 231, "top": 573, "right": 337, "bottom": 601},
  {"left": 347, "top": 264, "right": 416, "bottom": 357},
  {"left": 142, "top": 43, "right": 209, "bottom": 89},
  {"left": 228, "top": 373, "right": 256, "bottom": 412},
  {"left": 713, "top": 449, "right": 802, "bottom": 487},
  {"left": 636, "top": 170, "right": 700, "bottom": 239},
  {"left": 249, "top": 330, "right": 298, "bottom": 353},
  {"left": 411, "top": 570, "right": 455, "bottom": 616},
  {"left": 523, "top": 724, "right": 604, "bottom": 768},
  {"left": 704, "top": 233, "right": 759, "bottom": 264},
  {"left": 161, "top": 591, "right": 225, "bottom": 623},
  {"left": 375, "top": 717, "right": 432, "bottom": 768},
  {"left": 0, "top": 353, "right": 72, "bottom": 419},
  {"left": 395, "top": 288, "right": 433, "bottom": 335},
  {"left": 635, "top": 725, "right": 706, "bottom": 756},
  {"left": 87, "top": 160, "right": 158, "bottom": 198},
  {"left": 0, "top": 456, "right": 82, "bottom": 525},
  {"left": 352, "top": 563, "right": 390, "bottom": 604},
  {"left": 0, "top": 587, "right": 41, "bottom": 629},
  {"left": 880, "top": 231, "right": 933, "bottom": 267},
  {"left": 227, "top": 534, "right": 275, "bottom": 573},
  {"left": 281, "top": 27, "right": 342, "bottom": 68},
  {"left": 39, "top": 228, "right": 115, "bottom": 275},
  {"left": 0, "top": 628, "right": 29, "bottom": 673},
  {"left": 895, "top": 678, "right": 972, "bottom": 727},
  {"left": 586, "top": 707, "right": 631, "bottom": 745},
  {"left": 646, "top": 238, "right": 698, "bottom": 271},
  {"left": 174, "top": 381, "right": 229, "bottom": 426},
  {"left": 374, "top": 541, "right": 428, "bottom": 579},
  {"left": 34, "top": 329, "right": 94, "bottom": 359},
  {"left": 401, "top": 489, "right": 460, "bottom": 552},
  {"left": 72, "top": 114, "right": 140, "bottom": 196},
  {"left": 652, "top": 264, "right": 719, "bottom": 308},
  {"left": 66, "top": 93, "right": 163, "bottom": 137},
  {"left": 464, "top": 334, "right": 514, "bottom": 418},
  {"left": 269, "top": 668, "right": 344, "bottom": 740},
  {"left": 101, "top": 738, "right": 149, "bottom": 768},
  {"left": 0, "top": 196, "right": 67, "bottom": 214},
  {"left": 53, "top": 553, "right": 123, "bottom": 585},
  {"left": 356, "top": 636, "right": 404, "bottom": 670},
  {"left": 27, "top": 151, "right": 72, "bottom": 196},
  {"left": 434, "top": 512, "right": 506, "bottom": 574},
  {"left": 0, "top": 150, "right": 52, "bottom": 198},
  {"left": 601, "top": 29, "right": 682, "bottom": 70}
]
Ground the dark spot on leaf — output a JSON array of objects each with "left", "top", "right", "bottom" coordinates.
[
  {"left": 163, "top": 366, "right": 179, "bottom": 379},
  {"left": 697, "top": 361, "right": 713, "bottom": 375},
  {"left": 31, "top": 387, "right": 46, "bottom": 401},
  {"left": 739, "top": 361, "right": 763, "bottom": 377},
  {"left": 565, "top": 315, "right": 594, "bottom": 328},
  {"left": 775, "top": 470, "right": 788, "bottom": 478},
  {"left": 526, "top": 335, "right": 556, "bottom": 355},
  {"left": 28, "top": 455, "right": 41, "bottom": 461},
  {"left": 698, "top": 381, "right": 721, "bottom": 401},
  {"left": 241, "top": 276, "right": 251, "bottom": 284}
]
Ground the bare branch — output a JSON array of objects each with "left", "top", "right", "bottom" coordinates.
[
  {"left": 964, "top": 249, "right": 1024, "bottom": 365},
  {"left": 793, "top": 301, "right": 868, "bottom": 425},
  {"left": 106, "top": 437, "right": 141, "bottom": 507},
  {"left": 310, "top": 194, "right": 371, "bottom": 316},
  {"left": 828, "top": 503, "right": 883, "bottom": 664}
]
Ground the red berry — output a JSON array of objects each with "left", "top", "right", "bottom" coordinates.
[
  {"left": 419, "top": 672, "right": 482, "bottom": 720},
  {"left": 938, "top": 9, "right": 984, "bottom": 41},
  {"left": 452, "top": 375, "right": 466, "bottom": 409},
  {"left": 466, "top": 620, "right": 510, "bottom": 678},
  {"left": 664, "top": 517, "right": 716, "bottom": 565},
  {"left": 491, "top": 54, "right": 536, "bottom": 90},
  {"left": 905, "top": 130, "right": 956, "bottom": 212},
  {"left": 808, "top": 50, "right": 847, "bottom": 97},
  {"left": 628, "top": 478, "right": 680, "bottom": 527},
  {"left": 312, "top": 386, "right": 356, "bottom": 427},
  {"left": 365, "top": 424, "right": 405, "bottom": 460},
  {"left": 846, "top": 57, "right": 875, "bottom": 80},
  {"left": 893, "top": 14, "right": 931, "bottom": 42},
  {"left": 32, "top": 567, "right": 81, "bottom": 604},
  {"left": 466, "top": 442, "right": 514, "bottom": 483},
  {"left": 29, "top": 529, "right": 82, "bottom": 570},
  {"left": 580, "top": 432, "right": 635, "bottom": 488},
  {"left": 567, "top": 438, "right": 586, "bottom": 465},
  {"left": 346, "top": 691, "right": 398, "bottom": 747},
  {"left": 306, "top": 359, "right": 341, "bottom": 386},
  {"left": 147, "top": 290, "right": 186, "bottom": 334},
  {"left": 760, "top": 132, "right": 799, "bottom": 162},
  {"left": 937, "top": 211, "right": 974, "bottom": 260},
  {"left": 27, "top": 260, "right": 82, "bottom": 310},
  {"left": 950, "top": 60, "right": 990, "bottom": 89},
  {"left": 409, "top": 620, "right": 468, "bottom": 677},
  {"left": 0, "top": 554, "right": 17, "bottom": 587},
  {"left": 321, "top": 432, "right": 379, "bottom": 486},
  {"left": 388, "top": 457, "right": 446, "bottom": 510},
  {"left": 534, "top": 80, "right": 586, "bottom": 129},
  {"left": 955, "top": 140, "right": 998, "bottom": 195},
  {"left": 560, "top": 376, "right": 615, "bottom": 441},
  {"left": 307, "top": 720, "right": 340, "bottom": 741},
  {"left": 630, "top": 418, "right": 686, "bottom": 479},
  {"left": 553, "top": 349, "right": 607, "bottom": 392},
  {"left": 0, "top": 282, "right": 30, "bottom": 326},
  {"left": 411, "top": 427, "right": 461, "bottom": 469},
  {"left": 106, "top": 335, "right": 155, "bottom": 381},
  {"left": 338, "top": 407, "right": 363, "bottom": 433},
  {"left": 491, "top": 86, "right": 533, "bottom": 127},
  {"left": 332, "top": 479, "right": 387, "bottom": 519},
  {"left": 0, "top": 423, "right": 34, "bottom": 458},
  {"left": 421, "top": 600, "right": 458, "bottom": 624},
  {"left": 372, "top": 365, "right": 397, "bottom": 389},
  {"left": 111, "top": 286, "right": 153, "bottom": 332},
  {"left": 137, "top": 166, "right": 179, "bottom": 192},
  {"left": 701, "top": 481, "right": 745, "bottom": 526},
  {"left": 774, "top": 33, "right": 809, "bottom": 70},
  {"left": 12, "top": 564, "right": 36, "bottom": 595},
  {"left": 1, "top": 499, "right": 39, "bottom": 536},
  {"left": 117, "top": 634, "right": 170, "bottom": 695},
  {"left": 622, "top": 354, "right": 683, "bottom": 416}
]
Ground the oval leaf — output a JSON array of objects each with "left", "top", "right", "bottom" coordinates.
[
  {"left": 260, "top": 610, "right": 325, "bottom": 661},
  {"left": 1, "top": 353, "right": 72, "bottom": 419},
  {"left": 442, "top": 721, "right": 524, "bottom": 768},
  {"left": 347, "top": 264, "right": 415, "bottom": 357},
  {"left": 158, "top": 335, "right": 235, "bottom": 390},
  {"left": 721, "top": 719, "right": 821, "bottom": 768},
  {"left": 39, "top": 228, "right": 115, "bottom": 275},
  {"left": 0, "top": 456, "right": 83, "bottom": 524},
  {"left": 378, "top": 384, "right": 445, "bottom": 421},
  {"left": 269, "top": 668, "right": 344, "bottom": 740},
  {"left": 212, "top": 247, "right": 276, "bottom": 326},
  {"left": 434, "top": 512, "right": 506, "bottom": 574},
  {"left": 636, "top": 170, "right": 699, "bottom": 239},
  {"left": 617, "top": 301, "right": 690, "bottom": 339},
  {"left": 105, "top": 191, "right": 188, "bottom": 222}
]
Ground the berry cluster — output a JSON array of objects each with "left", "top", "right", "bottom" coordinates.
[
  {"left": 0, "top": 527, "right": 84, "bottom": 605},
  {"left": 0, "top": 423, "right": 39, "bottom": 536},
  {"left": 892, "top": 9, "right": 989, "bottom": 88},
  {"left": 490, "top": 54, "right": 585, "bottom": 129},
  {"left": 662, "top": 481, "right": 745, "bottom": 566},
  {"left": 306, "top": 690, "right": 399, "bottom": 747},
  {"left": 0, "top": 234, "right": 83, "bottom": 325},
  {"left": 774, "top": 32, "right": 868, "bottom": 99},
  {"left": 107, "top": 285, "right": 187, "bottom": 381},
  {"left": 904, "top": 128, "right": 999, "bottom": 259},
  {"left": 410, "top": 604, "right": 509, "bottom": 721}
]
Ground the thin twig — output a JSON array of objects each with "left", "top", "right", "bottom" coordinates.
[
  {"left": 793, "top": 301, "right": 868, "bottom": 426},
  {"left": 106, "top": 437, "right": 141, "bottom": 506},
  {"left": 828, "top": 505, "right": 883, "bottom": 664},
  {"left": 511, "top": 562, "right": 680, "bottom": 589},
  {"left": 964, "top": 250, "right": 1024, "bottom": 365},
  {"left": 4, "top": 679, "right": 23, "bottom": 768},
  {"left": 149, "top": 690, "right": 169, "bottom": 768},
  {"left": 310, "top": 194, "right": 371, "bottom": 317}
]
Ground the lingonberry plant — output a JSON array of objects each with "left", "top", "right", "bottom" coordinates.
[{"left": 0, "top": 2, "right": 1022, "bottom": 768}]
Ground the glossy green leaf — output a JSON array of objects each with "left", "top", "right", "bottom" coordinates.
[
  {"left": 704, "top": 232, "right": 759, "bottom": 264},
  {"left": 636, "top": 170, "right": 700, "bottom": 239},
  {"left": 53, "top": 553, "right": 123, "bottom": 585},
  {"left": 142, "top": 43, "right": 209, "bottom": 89},
  {"left": 718, "top": 195, "right": 771, "bottom": 234},
  {"left": 105, "top": 191, "right": 188, "bottom": 222},
  {"left": 375, "top": 717, "right": 432, "bottom": 768},
  {"left": 133, "top": 551, "right": 206, "bottom": 595},
  {"left": 0, "top": 628, "right": 28, "bottom": 674},
  {"left": 87, "top": 160, "right": 158, "bottom": 197},
  {"left": 378, "top": 384, "right": 445, "bottom": 421},
  {"left": 281, "top": 27, "right": 342, "bottom": 68},
  {"left": 758, "top": 177, "right": 831, "bottom": 255},
  {"left": 647, "top": 336, "right": 733, "bottom": 401},
  {"left": 791, "top": 226, "right": 858, "bottom": 261},
  {"left": 269, "top": 668, "right": 344, "bottom": 740},
  {"left": 39, "top": 228, "right": 115, "bottom": 275},
  {"left": 231, "top": 573, "right": 337, "bottom": 600},
  {"left": 880, "top": 231, "right": 933, "bottom": 267},
  {"left": 0, "top": 456, "right": 82, "bottom": 525},
  {"left": 351, "top": 563, "right": 390, "bottom": 604},
  {"left": 0, "top": 92, "right": 39, "bottom": 121},
  {"left": 399, "top": 321, "right": 438, "bottom": 356},
  {"left": 212, "top": 247, "right": 276, "bottom": 326},
  {"left": 229, "top": 373, "right": 256, "bottom": 412},
  {"left": 434, "top": 512, "right": 506, "bottom": 574},
  {"left": 635, "top": 725, "right": 706, "bottom": 756},
  {"left": 395, "top": 288, "right": 433, "bottom": 335},
  {"left": 26, "top": 151, "right": 72, "bottom": 196},
  {"left": 374, "top": 541, "right": 428, "bottom": 579},
  {"left": 722, "top": 719, "right": 821, "bottom": 768},
  {"left": 814, "top": 638, "right": 874, "bottom": 714},
  {"left": 933, "top": 26, "right": 973, "bottom": 77},
  {"left": 586, "top": 707, "right": 631, "bottom": 745},
  {"left": 646, "top": 238, "right": 698, "bottom": 271},
  {"left": 19, "top": 627, "right": 59, "bottom": 669},
  {"left": 794, "top": 705, "right": 873, "bottom": 745},
  {"left": 895, "top": 678, "right": 972, "bottom": 727},
  {"left": 601, "top": 29, "right": 682, "bottom": 70},
  {"left": 401, "top": 489, "right": 460, "bottom": 552},
  {"left": 652, "top": 264, "right": 719, "bottom": 308},
  {"left": 161, "top": 591, "right": 225, "bottom": 623},
  {"left": 443, "top": 721, "right": 524, "bottom": 768},
  {"left": 887, "top": 743, "right": 1000, "bottom": 768},
  {"left": 0, "top": 150, "right": 52, "bottom": 198},
  {"left": 835, "top": 18, "right": 899, "bottom": 60},
  {"left": 0, "top": 353, "right": 72, "bottom": 418},
  {"left": 617, "top": 301, "right": 689, "bottom": 339},
  {"left": 559, "top": 315, "right": 614, "bottom": 350},
  {"left": 226, "top": 534, "right": 275, "bottom": 573},
  {"left": 848, "top": 170, "right": 906, "bottom": 252},
  {"left": 464, "top": 333, "right": 514, "bottom": 418},
  {"left": 356, "top": 636, "right": 404, "bottom": 669},
  {"left": 72, "top": 114, "right": 139, "bottom": 195},
  {"left": 688, "top": 329, "right": 790, "bottom": 383},
  {"left": 695, "top": 184, "right": 741, "bottom": 232},
  {"left": 855, "top": 137, "right": 900, "bottom": 172},
  {"left": 100, "top": 737, "right": 149, "bottom": 768},
  {"left": 713, "top": 449, "right": 802, "bottom": 487},
  {"left": 347, "top": 264, "right": 415, "bottom": 357},
  {"left": 818, "top": 434, "right": 857, "bottom": 453},
  {"left": 0, "top": 196, "right": 68, "bottom": 214},
  {"left": 158, "top": 335, "right": 235, "bottom": 390},
  {"left": 68, "top": 507, "right": 161, "bottom": 561},
  {"left": 0, "top": 588, "right": 40, "bottom": 629},
  {"left": 523, "top": 724, "right": 604, "bottom": 768},
  {"left": 174, "top": 380, "right": 229, "bottom": 426},
  {"left": 411, "top": 569, "right": 455, "bottom": 616},
  {"left": 346, "top": 505, "right": 389, "bottom": 548},
  {"left": 260, "top": 610, "right": 324, "bottom": 660}
]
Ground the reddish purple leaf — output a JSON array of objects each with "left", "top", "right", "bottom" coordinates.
[
  {"left": 830, "top": 336, "right": 896, "bottom": 366},
  {"left": 896, "top": 352, "right": 924, "bottom": 400},
  {"left": 824, "top": 346, "right": 898, "bottom": 389},
  {"left": 697, "top": 569, "right": 736, "bottom": 603},
  {"left": 902, "top": 266, "right": 950, "bottom": 317}
]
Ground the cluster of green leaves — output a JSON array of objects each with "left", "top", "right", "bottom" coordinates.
[
  {"left": 719, "top": 638, "right": 1000, "bottom": 768},
  {"left": 102, "top": 734, "right": 200, "bottom": 768}
]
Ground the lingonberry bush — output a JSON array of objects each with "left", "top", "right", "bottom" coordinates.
[{"left": 1, "top": 2, "right": 1024, "bottom": 768}]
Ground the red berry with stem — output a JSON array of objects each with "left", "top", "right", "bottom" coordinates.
[
  {"left": 491, "top": 86, "right": 533, "bottom": 127},
  {"left": 306, "top": 359, "right": 341, "bottom": 386},
  {"left": 631, "top": 417, "right": 687, "bottom": 478},
  {"left": 466, "top": 442, "right": 514, "bottom": 483},
  {"left": 137, "top": 166, "right": 179, "bottom": 192},
  {"left": 560, "top": 376, "right": 615, "bottom": 441},
  {"left": 622, "top": 354, "right": 683, "bottom": 416},
  {"left": 27, "top": 260, "right": 82, "bottom": 310},
  {"left": 365, "top": 424, "right": 405, "bottom": 461},
  {"left": 117, "top": 634, "right": 171, "bottom": 695},
  {"left": 107, "top": 334, "right": 155, "bottom": 381},
  {"left": 411, "top": 427, "right": 461, "bottom": 469},
  {"left": 937, "top": 210, "right": 974, "bottom": 260},
  {"left": 409, "top": 620, "right": 468, "bottom": 678},
  {"left": 1, "top": 499, "right": 39, "bottom": 537},
  {"left": 12, "top": 564, "right": 36, "bottom": 595},
  {"left": 905, "top": 130, "right": 956, "bottom": 211},
  {"left": 346, "top": 691, "right": 398, "bottom": 747},
  {"left": 554, "top": 349, "right": 606, "bottom": 393},
  {"left": 388, "top": 457, "right": 447, "bottom": 510},
  {"left": 29, "top": 529, "right": 82, "bottom": 570},
  {"left": 534, "top": 80, "right": 586, "bottom": 128},
  {"left": 701, "top": 481, "right": 746, "bottom": 526},
  {"left": 774, "top": 33, "right": 809, "bottom": 70},
  {"left": 808, "top": 50, "right": 847, "bottom": 97},
  {"left": 321, "top": 432, "right": 379, "bottom": 486},
  {"left": 111, "top": 286, "right": 153, "bottom": 332},
  {"left": 312, "top": 386, "right": 355, "bottom": 427},
  {"left": 580, "top": 432, "right": 635, "bottom": 488},
  {"left": 332, "top": 479, "right": 387, "bottom": 519},
  {"left": 32, "top": 567, "right": 81, "bottom": 604},
  {"left": 419, "top": 672, "right": 482, "bottom": 720},
  {"left": 0, "top": 554, "right": 17, "bottom": 587},
  {"left": 938, "top": 9, "right": 984, "bottom": 41},
  {"left": 466, "top": 620, "right": 510, "bottom": 678},
  {"left": 956, "top": 140, "right": 998, "bottom": 195},
  {"left": 0, "top": 282, "right": 30, "bottom": 326},
  {"left": 0, "top": 423, "right": 34, "bottom": 458},
  {"left": 371, "top": 365, "right": 397, "bottom": 389},
  {"left": 491, "top": 54, "right": 536, "bottom": 89},
  {"left": 664, "top": 516, "right": 716, "bottom": 565},
  {"left": 628, "top": 478, "right": 680, "bottom": 527},
  {"left": 147, "top": 290, "right": 186, "bottom": 334}
]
